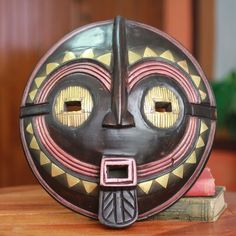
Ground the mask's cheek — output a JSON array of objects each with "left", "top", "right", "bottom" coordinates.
[
  {"left": 44, "top": 105, "right": 110, "bottom": 166},
  {"left": 38, "top": 74, "right": 111, "bottom": 166},
  {"left": 127, "top": 81, "right": 189, "bottom": 165}
]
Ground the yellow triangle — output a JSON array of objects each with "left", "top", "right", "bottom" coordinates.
[
  {"left": 186, "top": 151, "right": 196, "bottom": 164},
  {"left": 199, "top": 90, "right": 207, "bottom": 100},
  {"left": 51, "top": 163, "right": 65, "bottom": 177},
  {"left": 196, "top": 136, "right": 205, "bottom": 149},
  {"left": 155, "top": 173, "right": 169, "bottom": 188},
  {"left": 30, "top": 136, "right": 40, "bottom": 150},
  {"left": 143, "top": 47, "right": 157, "bottom": 58},
  {"left": 82, "top": 181, "right": 97, "bottom": 194},
  {"left": 172, "top": 165, "right": 184, "bottom": 178},
  {"left": 138, "top": 180, "right": 153, "bottom": 194},
  {"left": 63, "top": 51, "right": 76, "bottom": 62},
  {"left": 97, "top": 53, "right": 111, "bottom": 66},
  {"left": 178, "top": 60, "right": 189, "bottom": 73},
  {"left": 200, "top": 121, "right": 208, "bottom": 134},
  {"left": 80, "top": 48, "right": 95, "bottom": 59},
  {"left": 128, "top": 50, "right": 141, "bottom": 64},
  {"left": 191, "top": 75, "right": 201, "bottom": 88},
  {"left": 35, "top": 76, "right": 46, "bottom": 88},
  {"left": 46, "top": 63, "right": 59, "bottom": 75},
  {"left": 66, "top": 173, "right": 80, "bottom": 188},
  {"left": 26, "top": 123, "right": 33, "bottom": 134},
  {"left": 29, "top": 89, "right": 37, "bottom": 101},
  {"left": 40, "top": 152, "right": 50, "bottom": 166},
  {"left": 160, "top": 50, "right": 175, "bottom": 62}
]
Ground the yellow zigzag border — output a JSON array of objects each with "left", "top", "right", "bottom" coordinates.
[
  {"left": 28, "top": 47, "right": 207, "bottom": 102},
  {"left": 26, "top": 119, "right": 209, "bottom": 195},
  {"left": 28, "top": 49, "right": 112, "bottom": 102},
  {"left": 137, "top": 120, "right": 208, "bottom": 194},
  {"left": 26, "top": 122, "right": 97, "bottom": 194}
]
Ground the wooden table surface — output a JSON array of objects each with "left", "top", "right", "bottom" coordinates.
[{"left": 0, "top": 185, "right": 236, "bottom": 236}]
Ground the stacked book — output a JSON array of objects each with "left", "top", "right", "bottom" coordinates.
[{"left": 150, "top": 168, "right": 227, "bottom": 222}]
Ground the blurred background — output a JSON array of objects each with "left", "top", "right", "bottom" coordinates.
[{"left": 0, "top": 0, "right": 235, "bottom": 190}]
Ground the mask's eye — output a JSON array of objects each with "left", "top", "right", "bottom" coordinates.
[
  {"left": 143, "top": 86, "right": 181, "bottom": 128},
  {"left": 53, "top": 86, "right": 93, "bottom": 127}
]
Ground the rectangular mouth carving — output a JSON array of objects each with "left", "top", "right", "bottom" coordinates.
[{"left": 100, "top": 157, "right": 137, "bottom": 187}]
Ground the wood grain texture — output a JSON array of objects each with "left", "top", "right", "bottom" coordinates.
[
  {"left": 0, "top": 185, "right": 235, "bottom": 236},
  {"left": 0, "top": 0, "right": 82, "bottom": 187},
  {"left": 194, "top": 0, "right": 215, "bottom": 79},
  {"left": 77, "top": 0, "right": 163, "bottom": 28}
]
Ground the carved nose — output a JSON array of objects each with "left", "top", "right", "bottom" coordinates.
[
  {"left": 102, "top": 16, "right": 135, "bottom": 128},
  {"left": 102, "top": 63, "right": 135, "bottom": 128},
  {"left": 102, "top": 107, "right": 135, "bottom": 128}
]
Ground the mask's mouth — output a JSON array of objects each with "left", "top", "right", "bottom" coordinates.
[{"left": 98, "top": 156, "right": 138, "bottom": 228}]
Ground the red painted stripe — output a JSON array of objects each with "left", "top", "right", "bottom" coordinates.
[
  {"left": 137, "top": 117, "right": 198, "bottom": 176},
  {"left": 34, "top": 61, "right": 199, "bottom": 179},
  {"left": 139, "top": 121, "right": 216, "bottom": 219},
  {"left": 36, "top": 116, "right": 99, "bottom": 177},
  {"left": 36, "top": 62, "right": 111, "bottom": 103},
  {"left": 128, "top": 21, "right": 215, "bottom": 106},
  {"left": 35, "top": 116, "right": 198, "bottom": 179},
  {"left": 128, "top": 61, "right": 200, "bottom": 103},
  {"left": 20, "top": 119, "right": 98, "bottom": 219}
]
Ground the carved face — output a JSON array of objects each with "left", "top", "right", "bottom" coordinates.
[{"left": 20, "top": 17, "right": 216, "bottom": 228}]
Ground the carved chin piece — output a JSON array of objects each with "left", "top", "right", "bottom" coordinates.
[{"left": 20, "top": 16, "right": 217, "bottom": 228}]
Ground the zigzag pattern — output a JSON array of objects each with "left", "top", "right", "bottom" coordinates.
[
  {"left": 25, "top": 44, "right": 210, "bottom": 196},
  {"left": 26, "top": 118, "right": 209, "bottom": 196},
  {"left": 27, "top": 49, "right": 112, "bottom": 102},
  {"left": 26, "top": 122, "right": 97, "bottom": 194},
  {"left": 128, "top": 47, "right": 207, "bottom": 102},
  {"left": 27, "top": 47, "right": 207, "bottom": 103},
  {"left": 137, "top": 120, "right": 209, "bottom": 194}
]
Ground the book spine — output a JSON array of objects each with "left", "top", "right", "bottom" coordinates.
[
  {"left": 149, "top": 199, "right": 214, "bottom": 222},
  {"left": 148, "top": 186, "right": 226, "bottom": 222}
]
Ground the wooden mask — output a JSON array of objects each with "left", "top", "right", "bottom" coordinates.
[{"left": 20, "top": 16, "right": 216, "bottom": 228}]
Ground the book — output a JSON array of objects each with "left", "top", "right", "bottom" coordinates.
[
  {"left": 149, "top": 186, "right": 227, "bottom": 222},
  {"left": 185, "top": 167, "right": 215, "bottom": 197}
]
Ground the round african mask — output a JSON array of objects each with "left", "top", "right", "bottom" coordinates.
[{"left": 20, "top": 16, "right": 217, "bottom": 228}]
